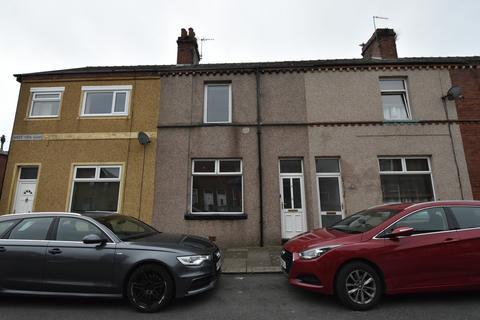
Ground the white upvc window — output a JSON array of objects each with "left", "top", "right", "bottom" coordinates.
[
  {"left": 191, "top": 159, "right": 243, "bottom": 214},
  {"left": 81, "top": 85, "right": 132, "bottom": 117},
  {"left": 69, "top": 165, "right": 122, "bottom": 213},
  {"left": 29, "top": 87, "right": 64, "bottom": 118},
  {"left": 204, "top": 84, "right": 232, "bottom": 123},
  {"left": 379, "top": 78, "right": 411, "bottom": 121},
  {"left": 378, "top": 157, "right": 435, "bottom": 203}
]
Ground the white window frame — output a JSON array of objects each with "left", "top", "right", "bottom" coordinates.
[
  {"left": 69, "top": 165, "right": 122, "bottom": 212},
  {"left": 378, "top": 156, "right": 436, "bottom": 201},
  {"left": 203, "top": 84, "right": 232, "bottom": 124},
  {"left": 379, "top": 78, "right": 412, "bottom": 121},
  {"left": 29, "top": 87, "right": 65, "bottom": 118},
  {"left": 81, "top": 85, "right": 132, "bottom": 117},
  {"left": 191, "top": 159, "right": 243, "bottom": 214}
]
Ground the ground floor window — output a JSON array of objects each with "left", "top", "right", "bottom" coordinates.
[
  {"left": 70, "top": 165, "right": 121, "bottom": 213},
  {"left": 378, "top": 157, "right": 434, "bottom": 203},
  {"left": 191, "top": 159, "right": 242, "bottom": 213}
]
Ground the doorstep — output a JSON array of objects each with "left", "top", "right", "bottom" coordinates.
[{"left": 221, "top": 246, "right": 283, "bottom": 274}]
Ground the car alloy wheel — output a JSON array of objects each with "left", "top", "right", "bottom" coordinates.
[
  {"left": 345, "top": 269, "right": 376, "bottom": 305},
  {"left": 335, "top": 261, "right": 383, "bottom": 310},
  {"left": 127, "top": 264, "right": 173, "bottom": 312}
]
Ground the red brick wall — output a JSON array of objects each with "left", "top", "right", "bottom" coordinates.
[
  {"left": 450, "top": 68, "right": 480, "bottom": 199},
  {"left": 0, "top": 153, "right": 7, "bottom": 199}
]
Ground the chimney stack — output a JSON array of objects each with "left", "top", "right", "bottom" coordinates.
[
  {"left": 361, "top": 28, "right": 398, "bottom": 59},
  {"left": 177, "top": 27, "right": 200, "bottom": 65}
]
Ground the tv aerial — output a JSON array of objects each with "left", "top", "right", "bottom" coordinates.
[{"left": 200, "top": 37, "right": 214, "bottom": 60}]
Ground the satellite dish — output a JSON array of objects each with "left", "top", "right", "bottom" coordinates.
[
  {"left": 446, "top": 86, "right": 463, "bottom": 101},
  {"left": 137, "top": 132, "right": 150, "bottom": 145}
]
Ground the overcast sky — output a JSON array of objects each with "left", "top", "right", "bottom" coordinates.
[{"left": 1, "top": 0, "right": 479, "bottom": 150}]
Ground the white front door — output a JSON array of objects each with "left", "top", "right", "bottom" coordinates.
[
  {"left": 279, "top": 159, "right": 307, "bottom": 239},
  {"left": 13, "top": 181, "right": 37, "bottom": 213},
  {"left": 13, "top": 167, "right": 39, "bottom": 213}
]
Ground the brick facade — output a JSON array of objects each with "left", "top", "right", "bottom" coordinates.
[{"left": 450, "top": 68, "right": 480, "bottom": 199}]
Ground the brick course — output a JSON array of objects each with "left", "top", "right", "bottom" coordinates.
[{"left": 450, "top": 68, "right": 480, "bottom": 199}]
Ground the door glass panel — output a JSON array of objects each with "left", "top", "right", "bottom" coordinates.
[
  {"left": 20, "top": 167, "right": 38, "bottom": 180},
  {"left": 321, "top": 215, "right": 342, "bottom": 228},
  {"left": 292, "top": 178, "right": 302, "bottom": 209},
  {"left": 390, "top": 208, "right": 448, "bottom": 234},
  {"left": 282, "top": 179, "right": 292, "bottom": 209},
  {"left": 56, "top": 218, "right": 104, "bottom": 241},
  {"left": 318, "top": 177, "right": 341, "bottom": 211},
  {"left": 8, "top": 217, "right": 53, "bottom": 240},
  {"left": 280, "top": 160, "right": 302, "bottom": 173},
  {"left": 316, "top": 159, "right": 339, "bottom": 173}
]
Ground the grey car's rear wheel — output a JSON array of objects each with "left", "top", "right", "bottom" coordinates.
[
  {"left": 335, "top": 261, "right": 383, "bottom": 311},
  {"left": 127, "top": 264, "right": 174, "bottom": 313}
]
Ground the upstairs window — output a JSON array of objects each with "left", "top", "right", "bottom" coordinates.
[
  {"left": 204, "top": 84, "right": 232, "bottom": 123},
  {"left": 29, "top": 87, "right": 64, "bottom": 118},
  {"left": 81, "top": 85, "right": 131, "bottom": 117},
  {"left": 378, "top": 157, "right": 434, "bottom": 203},
  {"left": 379, "top": 79, "right": 411, "bottom": 121}
]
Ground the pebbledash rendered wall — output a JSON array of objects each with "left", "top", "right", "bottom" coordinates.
[{"left": 152, "top": 68, "right": 472, "bottom": 248}]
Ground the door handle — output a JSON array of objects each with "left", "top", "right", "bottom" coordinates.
[
  {"left": 0, "top": 247, "right": 6, "bottom": 253},
  {"left": 444, "top": 238, "right": 456, "bottom": 243},
  {"left": 48, "top": 248, "right": 62, "bottom": 255}
]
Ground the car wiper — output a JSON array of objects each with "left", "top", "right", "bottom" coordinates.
[
  {"left": 329, "top": 226, "right": 363, "bottom": 234},
  {"left": 121, "top": 231, "right": 157, "bottom": 241}
]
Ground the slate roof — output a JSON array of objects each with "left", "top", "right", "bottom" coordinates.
[{"left": 14, "top": 56, "right": 480, "bottom": 81}]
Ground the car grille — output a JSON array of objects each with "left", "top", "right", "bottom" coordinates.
[{"left": 281, "top": 249, "right": 293, "bottom": 274}]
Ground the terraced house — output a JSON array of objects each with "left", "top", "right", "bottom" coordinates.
[{"left": 1, "top": 28, "right": 478, "bottom": 247}]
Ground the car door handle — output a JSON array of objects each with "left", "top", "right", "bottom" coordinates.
[
  {"left": 0, "top": 247, "right": 6, "bottom": 253},
  {"left": 48, "top": 248, "right": 62, "bottom": 255},
  {"left": 444, "top": 238, "right": 456, "bottom": 243}
]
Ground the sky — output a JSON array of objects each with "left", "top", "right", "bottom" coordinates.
[{"left": 0, "top": 0, "right": 479, "bottom": 151}]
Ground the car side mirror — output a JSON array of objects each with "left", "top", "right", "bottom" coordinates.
[
  {"left": 386, "top": 226, "right": 415, "bottom": 238},
  {"left": 82, "top": 234, "right": 107, "bottom": 245}
]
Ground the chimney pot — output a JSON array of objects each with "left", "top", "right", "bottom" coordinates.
[
  {"left": 177, "top": 27, "right": 200, "bottom": 65},
  {"left": 361, "top": 28, "right": 398, "bottom": 59}
]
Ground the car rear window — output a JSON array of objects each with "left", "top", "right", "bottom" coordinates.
[{"left": 449, "top": 206, "right": 480, "bottom": 229}]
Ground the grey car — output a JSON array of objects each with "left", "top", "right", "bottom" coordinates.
[{"left": 0, "top": 212, "right": 222, "bottom": 312}]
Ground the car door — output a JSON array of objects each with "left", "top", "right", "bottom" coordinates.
[
  {"left": 43, "top": 217, "right": 116, "bottom": 294},
  {"left": 447, "top": 206, "right": 480, "bottom": 285},
  {"left": 0, "top": 217, "right": 53, "bottom": 291},
  {"left": 376, "top": 207, "right": 462, "bottom": 291}
]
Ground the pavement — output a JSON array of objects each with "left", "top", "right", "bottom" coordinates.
[{"left": 221, "top": 246, "right": 283, "bottom": 273}]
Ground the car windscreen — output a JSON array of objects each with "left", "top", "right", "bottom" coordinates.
[
  {"left": 94, "top": 215, "right": 158, "bottom": 241},
  {"left": 328, "top": 208, "right": 402, "bottom": 234}
]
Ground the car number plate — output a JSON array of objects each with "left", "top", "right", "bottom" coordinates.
[{"left": 280, "top": 259, "right": 286, "bottom": 269}]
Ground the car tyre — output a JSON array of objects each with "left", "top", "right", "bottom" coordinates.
[
  {"left": 335, "top": 261, "right": 383, "bottom": 311},
  {"left": 126, "top": 264, "right": 174, "bottom": 313}
]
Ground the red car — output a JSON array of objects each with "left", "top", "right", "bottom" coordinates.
[{"left": 281, "top": 201, "right": 480, "bottom": 310}]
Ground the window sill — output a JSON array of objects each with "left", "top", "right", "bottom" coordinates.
[{"left": 184, "top": 213, "right": 248, "bottom": 220}]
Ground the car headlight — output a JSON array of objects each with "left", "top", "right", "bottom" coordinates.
[
  {"left": 299, "top": 245, "right": 341, "bottom": 260},
  {"left": 177, "top": 255, "right": 211, "bottom": 266}
]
